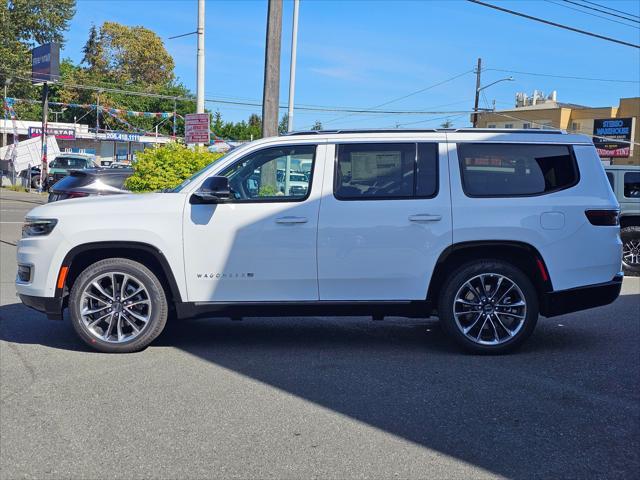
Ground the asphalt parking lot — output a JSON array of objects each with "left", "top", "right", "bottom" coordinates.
[{"left": 1, "top": 188, "right": 639, "bottom": 480}]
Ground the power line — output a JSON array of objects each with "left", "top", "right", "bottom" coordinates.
[
  {"left": 579, "top": 0, "right": 640, "bottom": 19},
  {"left": 564, "top": 0, "right": 640, "bottom": 23},
  {"left": 483, "top": 67, "right": 640, "bottom": 84},
  {"left": 545, "top": 0, "right": 639, "bottom": 28},
  {"left": 310, "top": 69, "right": 474, "bottom": 129},
  {"left": 466, "top": 0, "right": 640, "bottom": 49}
]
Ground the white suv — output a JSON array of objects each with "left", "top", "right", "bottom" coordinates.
[{"left": 16, "top": 129, "right": 623, "bottom": 354}]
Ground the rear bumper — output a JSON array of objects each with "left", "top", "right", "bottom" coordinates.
[
  {"left": 540, "top": 273, "right": 623, "bottom": 317},
  {"left": 19, "top": 294, "right": 64, "bottom": 320}
]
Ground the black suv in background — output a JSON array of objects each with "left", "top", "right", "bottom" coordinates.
[{"left": 48, "top": 168, "right": 133, "bottom": 202}]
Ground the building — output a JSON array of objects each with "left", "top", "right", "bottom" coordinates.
[
  {"left": 474, "top": 93, "right": 639, "bottom": 165},
  {"left": 0, "top": 118, "right": 172, "bottom": 166}
]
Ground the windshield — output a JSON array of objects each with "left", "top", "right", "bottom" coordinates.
[{"left": 171, "top": 144, "right": 252, "bottom": 192}]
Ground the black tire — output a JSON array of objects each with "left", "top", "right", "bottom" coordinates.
[
  {"left": 31, "top": 175, "right": 41, "bottom": 190},
  {"left": 69, "top": 258, "right": 168, "bottom": 353},
  {"left": 621, "top": 226, "right": 640, "bottom": 276},
  {"left": 438, "top": 259, "right": 539, "bottom": 354}
]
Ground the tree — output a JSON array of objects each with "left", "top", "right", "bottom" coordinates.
[
  {"left": 81, "top": 24, "right": 106, "bottom": 72},
  {"left": 311, "top": 120, "right": 323, "bottom": 131},
  {"left": 440, "top": 119, "right": 454, "bottom": 128},
  {"left": 85, "top": 22, "right": 175, "bottom": 86},
  {"left": 0, "top": 0, "right": 76, "bottom": 118},
  {"left": 278, "top": 113, "right": 289, "bottom": 134}
]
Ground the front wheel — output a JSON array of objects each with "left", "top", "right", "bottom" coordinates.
[
  {"left": 621, "top": 226, "right": 640, "bottom": 276},
  {"left": 438, "top": 260, "right": 539, "bottom": 354},
  {"left": 69, "top": 258, "right": 168, "bottom": 353}
]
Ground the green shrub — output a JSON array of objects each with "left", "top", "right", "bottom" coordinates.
[{"left": 124, "top": 143, "right": 224, "bottom": 192}]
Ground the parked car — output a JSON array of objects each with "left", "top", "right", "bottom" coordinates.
[
  {"left": 16, "top": 129, "right": 622, "bottom": 354},
  {"left": 47, "top": 168, "right": 133, "bottom": 202},
  {"left": 46, "top": 153, "right": 99, "bottom": 188},
  {"left": 109, "top": 162, "right": 133, "bottom": 169},
  {"left": 604, "top": 165, "right": 640, "bottom": 275},
  {"left": 18, "top": 166, "right": 43, "bottom": 189}
]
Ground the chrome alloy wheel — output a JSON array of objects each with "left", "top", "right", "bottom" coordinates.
[
  {"left": 79, "top": 272, "right": 152, "bottom": 343},
  {"left": 453, "top": 273, "right": 527, "bottom": 346},
  {"left": 623, "top": 238, "right": 640, "bottom": 267}
]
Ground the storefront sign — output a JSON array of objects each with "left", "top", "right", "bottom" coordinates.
[
  {"left": 105, "top": 131, "right": 141, "bottom": 142},
  {"left": 593, "top": 118, "right": 634, "bottom": 158},
  {"left": 31, "top": 43, "right": 60, "bottom": 84},
  {"left": 185, "top": 113, "right": 211, "bottom": 144},
  {"left": 28, "top": 126, "right": 75, "bottom": 140}
]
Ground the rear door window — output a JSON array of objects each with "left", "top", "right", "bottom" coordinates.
[
  {"left": 457, "top": 143, "right": 579, "bottom": 197},
  {"left": 335, "top": 143, "right": 438, "bottom": 200},
  {"left": 624, "top": 172, "right": 640, "bottom": 198}
]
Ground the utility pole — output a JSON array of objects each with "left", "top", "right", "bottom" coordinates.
[
  {"left": 96, "top": 90, "right": 101, "bottom": 133},
  {"left": 196, "top": 0, "right": 205, "bottom": 114},
  {"left": 262, "top": 0, "right": 282, "bottom": 138},
  {"left": 287, "top": 0, "right": 300, "bottom": 133},
  {"left": 261, "top": 0, "right": 283, "bottom": 191},
  {"left": 173, "top": 98, "right": 177, "bottom": 138},
  {"left": 40, "top": 82, "right": 49, "bottom": 190},
  {"left": 2, "top": 81, "right": 8, "bottom": 148},
  {"left": 472, "top": 57, "right": 482, "bottom": 128}
]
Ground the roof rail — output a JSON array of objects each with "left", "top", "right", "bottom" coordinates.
[
  {"left": 283, "top": 127, "right": 566, "bottom": 136},
  {"left": 283, "top": 128, "right": 438, "bottom": 136}
]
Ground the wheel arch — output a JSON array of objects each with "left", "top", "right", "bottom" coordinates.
[
  {"left": 427, "top": 241, "right": 553, "bottom": 307},
  {"left": 58, "top": 242, "right": 183, "bottom": 304}
]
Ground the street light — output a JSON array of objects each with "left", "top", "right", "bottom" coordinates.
[{"left": 473, "top": 76, "right": 514, "bottom": 127}]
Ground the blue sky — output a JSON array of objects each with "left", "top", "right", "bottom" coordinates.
[{"left": 63, "top": 0, "right": 640, "bottom": 129}]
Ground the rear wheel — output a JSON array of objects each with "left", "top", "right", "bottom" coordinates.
[
  {"left": 69, "top": 258, "right": 168, "bottom": 353},
  {"left": 438, "top": 259, "right": 539, "bottom": 354},
  {"left": 621, "top": 226, "right": 640, "bottom": 276}
]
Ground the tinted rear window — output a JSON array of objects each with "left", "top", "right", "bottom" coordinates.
[
  {"left": 51, "top": 174, "right": 92, "bottom": 190},
  {"left": 625, "top": 172, "right": 640, "bottom": 198},
  {"left": 458, "top": 143, "right": 578, "bottom": 197}
]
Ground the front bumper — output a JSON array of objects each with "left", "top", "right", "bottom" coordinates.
[
  {"left": 19, "top": 294, "right": 64, "bottom": 320},
  {"left": 540, "top": 273, "right": 624, "bottom": 317}
]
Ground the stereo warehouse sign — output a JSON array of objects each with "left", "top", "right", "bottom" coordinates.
[{"left": 592, "top": 118, "right": 635, "bottom": 158}]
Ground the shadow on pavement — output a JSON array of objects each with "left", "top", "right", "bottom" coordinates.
[{"left": 1, "top": 292, "right": 638, "bottom": 479}]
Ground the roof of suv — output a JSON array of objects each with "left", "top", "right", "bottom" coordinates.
[{"left": 270, "top": 128, "right": 593, "bottom": 146}]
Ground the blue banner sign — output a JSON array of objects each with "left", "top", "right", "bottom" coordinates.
[{"left": 31, "top": 43, "right": 60, "bottom": 84}]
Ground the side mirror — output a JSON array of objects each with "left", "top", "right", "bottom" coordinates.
[{"left": 189, "top": 176, "right": 230, "bottom": 204}]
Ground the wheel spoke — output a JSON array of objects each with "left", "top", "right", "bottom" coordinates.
[
  {"left": 82, "top": 305, "right": 110, "bottom": 316},
  {"left": 121, "top": 312, "right": 140, "bottom": 333},
  {"left": 490, "top": 276, "right": 504, "bottom": 300},
  {"left": 84, "top": 293, "right": 109, "bottom": 304},
  {"left": 124, "top": 308, "right": 149, "bottom": 323},
  {"left": 492, "top": 313, "right": 515, "bottom": 337},
  {"left": 496, "top": 310, "right": 525, "bottom": 320},
  {"left": 496, "top": 299, "right": 526, "bottom": 308},
  {"left": 126, "top": 299, "right": 150, "bottom": 308},
  {"left": 123, "top": 286, "right": 144, "bottom": 301},
  {"left": 103, "top": 313, "right": 116, "bottom": 340},
  {"left": 463, "top": 312, "right": 484, "bottom": 334},
  {"left": 91, "top": 281, "right": 113, "bottom": 301},
  {"left": 120, "top": 274, "right": 130, "bottom": 301},
  {"left": 455, "top": 298, "right": 481, "bottom": 307},
  {"left": 116, "top": 314, "right": 124, "bottom": 342},
  {"left": 496, "top": 284, "right": 515, "bottom": 304},
  {"left": 475, "top": 317, "right": 489, "bottom": 341},
  {"left": 488, "top": 317, "right": 500, "bottom": 342},
  {"left": 88, "top": 312, "right": 111, "bottom": 328}
]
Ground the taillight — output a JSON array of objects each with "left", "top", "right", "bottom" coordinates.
[
  {"left": 66, "top": 191, "right": 89, "bottom": 199},
  {"left": 585, "top": 209, "right": 619, "bottom": 226}
]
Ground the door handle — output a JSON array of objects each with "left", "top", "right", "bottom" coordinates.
[
  {"left": 276, "top": 216, "right": 308, "bottom": 224},
  {"left": 409, "top": 214, "right": 442, "bottom": 222}
]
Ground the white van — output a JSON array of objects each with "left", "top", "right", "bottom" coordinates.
[{"left": 16, "top": 129, "right": 622, "bottom": 354}]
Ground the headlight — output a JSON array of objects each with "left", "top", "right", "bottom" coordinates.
[{"left": 22, "top": 218, "right": 58, "bottom": 237}]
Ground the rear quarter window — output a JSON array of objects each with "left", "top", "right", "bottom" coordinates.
[
  {"left": 606, "top": 172, "right": 615, "bottom": 193},
  {"left": 457, "top": 143, "right": 579, "bottom": 197}
]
